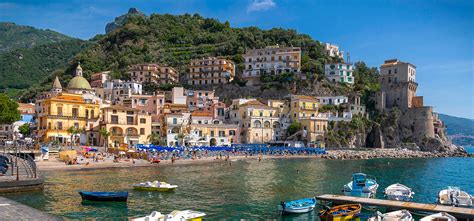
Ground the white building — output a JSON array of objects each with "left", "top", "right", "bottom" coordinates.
[
  {"left": 325, "top": 63, "right": 355, "bottom": 84},
  {"left": 98, "top": 79, "right": 142, "bottom": 104},
  {"left": 328, "top": 111, "right": 352, "bottom": 122},
  {"left": 317, "top": 96, "right": 349, "bottom": 106},
  {"left": 242, "top": 45, "right": 301, "bottom": 85},
  {"left": 324, "top": 43, "right": 344, "bottom": 59},
  {"left": 172, "top": 87, "right": 187, "bottom": 105}
]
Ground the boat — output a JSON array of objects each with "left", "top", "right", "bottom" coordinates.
[
  {"left": 342, "top": 173, "right": 379, "bottom": 198},
  {"left": 368, "top": 210, "right": 414, "bottom": 221},
  {"left": 132, "top": 210, "right": 206, "bottom": 221},
  {"left": 133, "top": 181, "right": 178, "bottom": 192},
  {"left": 279, "top": 197, "right": 316, "bottom": 214},
  {"left": 384, "top": 183, "right": 415, "bottom": 201},
  {"left": 78, "top": 191, "right": 128, "bottom": 202},
  {"left": 319, "top": 204, "right": 362, "bottom": 221},
  {"left": 437, "top": 186, "right": 472, "bottom": 207},
  {"left": 420, "top": 212, "right": 457, "bottom": 221}
]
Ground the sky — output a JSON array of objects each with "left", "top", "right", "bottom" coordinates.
[{"left": 1, "top": 0, "right": 473, "bottom": 119}]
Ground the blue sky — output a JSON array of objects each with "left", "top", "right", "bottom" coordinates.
[{"left": 1, "top": 0, "right": 473, "bottom": 118}]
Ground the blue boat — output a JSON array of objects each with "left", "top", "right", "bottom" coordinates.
[
  {"left": 342, "top": 173, "right": 379, "bottom": 198},
  {"left": 279, "top": 197, "right": 317, "bottom": 213},
  {"left": 79, "top": 191, "right": 128, "bottom": 202}
]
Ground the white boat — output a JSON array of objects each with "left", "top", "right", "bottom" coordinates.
[
  {"left": 420, "top": 212, "right": 457, "bottom": 221},
  {"left": 438, "top": 186, "right": 472, "bottom": 207},
  {"left": 368, "top": 210, "right": 414, "bottom": 221},
  {"left": 133, "top": 181, "right": 178, "bottom": 192},
  {"left": 384, "top": 183, "right": 414, "bottom": 201},
  {"left": 132, "top": 210, "right": 206, "bottom": 221},
  {"left": 342, "top": 173, "right": 379, "bottom": 198}
]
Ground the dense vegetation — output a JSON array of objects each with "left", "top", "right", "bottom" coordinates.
[
  {"left": 0, "top": 22, "right": 73, "bottom": 52},
  {"left": 0, "top": 94, "right": 20, "bottom": 124}
]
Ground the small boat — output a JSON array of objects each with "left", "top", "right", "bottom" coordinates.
[
  {"left": 384, "top": 183, "right": 415, "bottom": 201},
  {"left": 279, "top": 197, "right": 316, "bottom": 214},
  {"left": 132, "top": 210, "right": 206, "bottom": 221},
  {"left": 438, "top": 186, "right": 472, "bottom": 207},
  {"left": 133, "top": 181, "right": 178, "bottom": 192},
  {"left": 342, "top": 173, "right": 379, "bottom": 198},
  {"left": 319, "top": 204, "right": 362, "bottom": 221},
  {"left": 79, "top": 191, "right": 128, "bottom": 202},
  {"left": 368, "top": 210, "right": 414, "bottom": 221},
  {"left": 420, "top": 212, "right": 457, "bottom": 221}
]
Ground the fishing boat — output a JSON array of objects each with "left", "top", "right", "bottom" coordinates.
[
  {"left": 420, "top": 212, "right": 457, "bottom": 221},
  {"left": 368, "top": 210, "right": 414, "bottom": 221},
  {"left": 342, "top": 173, "right": 379, "bottom": 198},
  {"left": 279, "top": 197, "right": 316, "bottom": 214},
  {"left": 132, "top": 210, "right": 206, "bottom": 221},
  {"left": 133, "top": 181, "right": 178, "bottom": 192},
  {"left": 78, "top": 191, "right": 128, "bottom": 202},
  {"left": 319, "top": 204, "right": 362, "bottom": 221},
  {"left": 437, "top": 186, "right": 472, "bottom": 207},
  {"left": 384, "top": 183, "right": 415, "bottom": 201}
]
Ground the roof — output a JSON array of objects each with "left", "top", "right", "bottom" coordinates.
[
  {"left": 292, "top": 95, "right": 317, "bottom": 101},
  {"left": 191, "top": 110, "right": 212, "bottom": 117},
  {"left": 380, "top": 59, "right": 416, "bottom": 68},
  {"left": 102, "top": 105, "right": 137, "bottom": 112},
  {"left": 52, "top": 76, "right": 62, "bottom": 89},
  {"left": 240, "top": 100, "right": 268, "bottom": 107},
  {"left": 67, "top": 76, "right": 92, "bottom": 90}
]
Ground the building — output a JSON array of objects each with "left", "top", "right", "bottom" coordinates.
[
  {"left": 325, "top": 63, "right": 355, "bottom": 84},
  {"left": 324, "top": 43, "right": 344, "bottom": 59},
  {"left": 123, "top": 93, "right": 165, "bottom": 117},
  {"left": 98, "top": 79, "right": 143, "bottom": 104},
  {"left": 164, "top": 112, "right": 191, "bottom": 146},
  {"left": 188, "top": 111, "right": 239, "bottom": 146},
  {"left": 129, "top": 64, "right": 179, "bottom": 85},
  {"left": 18, "top": 103, "right": 35, "bottom": 123},
  {"left": 242, "top": 45, "right": 301, "bottom": 85},
  {"left": 237, "top": 100, "right": 280, "bottom": 144},
  {"left": 289, "top": 95, "right": 319, "bottom": 121},
  {"left": 100, "top": 105, "right": 151, "bottom": 148},
  {"left": 186, "top": 89, "right": 219, "bottom": 111},
  {"left": 349, "top": 95, "right": 366, "bottom": 116},
  {"left": 90, "top": 71, "right": 110, "bottom": 88},
  {"left": 316, "top": 96, "right": 349, "bottom": 106},
  {"left": 188, "top": 57, "right": 235, "bottom": 85}
]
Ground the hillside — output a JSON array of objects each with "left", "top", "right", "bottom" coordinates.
[
  {"left": 0, "top": 22, "right": 74, "bottom": 52},
  {"left": 438, "top": 113, "right": 474, "bottom": 146}
]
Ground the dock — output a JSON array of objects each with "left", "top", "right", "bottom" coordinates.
[
  {"left": 0, "top": 196, "right": 61, "bottom": 220},
  {"left": 316, "top": 194, "right": 474, "bottom": 219}
]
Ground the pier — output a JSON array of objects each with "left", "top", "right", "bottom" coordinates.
[
  {"left": 0, "top": 196, "right": 61, "bottom": 220},
  {"left": 316, "top": 194, "right": 474, "bottom": 219}
]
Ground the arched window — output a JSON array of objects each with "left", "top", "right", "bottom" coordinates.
[
  {"left": 264, "top": 121, "right": 271, "bottom": 128},
  {"left": 253, "top": 120, "right": 261, "bottom": 128}
]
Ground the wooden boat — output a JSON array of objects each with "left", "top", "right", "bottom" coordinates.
[
  {"left": 319, "top": 204, "right": 362, "bottom": 221},
  {"left": 342, "top": 173, "right": 379, "bottom": 198},
  {"left": 420, "top": 212, "right": 457, "bottom": 221},
  {"left": 133, "top": 181, "right": 178, "bottom": 192},
  {"left": 368, "top": 210, "right": 414, "bottom": 221},
  {"left": 384, "top": 183, "right": 415, "bottom": 201},
  {"left": 132, "top": 210, "right": 206, "bottom": 221},
  {"left": 279, "top": 197, "right": 316, "bottom": 214},
  {"left": 438, "top": 186, "right": 472, "bottom": 207},
  {"left": 79, "top": 191, "right": 128, "bottom": 202}
]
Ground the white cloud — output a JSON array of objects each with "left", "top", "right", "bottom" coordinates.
[{"left": 247, "top": 0, "right": 276, "bottom": 13}]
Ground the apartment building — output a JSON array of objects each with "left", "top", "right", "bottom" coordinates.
[
  {"left": 129, "top": 63, "right": 179, "bottom": 85},
  {"left": 325, "top": 63, "right": 355, "bottom": 84},
  {"left": 188, "top": 57, "right": 235, "bottom": 85}
]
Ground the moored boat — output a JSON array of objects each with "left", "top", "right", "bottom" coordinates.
[
  {"left": 319, "top": 203, "right": 362, "bottom": 221},
  {"left": 384, "top": 183, "right": 414, "bottom": 201},
  {"left": 279, "top": 197, "right": 316, "bottom": 214},
  {"left": 342, "top": 173, "right": 379, "bottom": 198},
  {"left": 79, "top": 191, "right": 128, "bottom": 202},
  {"left": 133, "top": 181, "right": 178, "bottom": 192},
  {"left": 437, "top": 186, "right": 472, "bottom": 207},
  {"left": 420, "top": 212, "right": 457, "bottom": 221},
  {"left": 368, "top": 210, "right": 414, "bottom": 221},
  {"left": 132, "top": 210, "right": 206, "bottom": 221}
]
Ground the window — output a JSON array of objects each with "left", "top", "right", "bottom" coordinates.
[
  {"left": 140, "top": 118, "right": 146, "bottom": 124},
  {"left": 259, "top": 112, "right": 263, "bottom": 117},
  {"left": 219, "top": 131, "right": 225, "bottom": 137},
  {"left": 57, "top": 121, "right": 63, "bottom": 130},
  {"left": 173, "top": 118, "right": 177, "bottom": 124},
  {"left": 253, "top": 120, "right": 262, "bottom": 128},
  {"left": 57, "top": 107, "right": 63, "bottom": 116},
  {"left": 388, "top": 69, "right": 391, "bottom": 74},
  {"left": 127, "top": 111, "right": 134, "bottom": 115},
  {"left": 111, "top": 115, "right": 118, "bottom": 124},
  {"left": 72, "top": 108, "right": 78, "bottom": 117},
  {"left": 127, "top": 116, "right": 134, "bottom": 124},
  {"left": 229, "top": 130, "right": 236, "bottom": 136},
  {"left": 74, "top": 123, "right": 79, "bottom": 129},
  {"left": 210, "top": 131, "right": 215, "bottom": 137},
  {"left": 140, "top": 128, "right": 145, "bottom": 135}
]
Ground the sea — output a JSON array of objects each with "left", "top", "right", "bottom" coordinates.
[{"left": 3, "top": 146, "right": 474, "bottom": 220}]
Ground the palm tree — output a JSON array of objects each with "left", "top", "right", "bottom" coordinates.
[
  {"left": 147, "top": 132, "right": 161, "bottom": 145},
  {"left": 99, "top": 128, "right": 111, "bottom": 152},
  {"left": 67, "top": 126, "right": 80, "bottom": 150}
]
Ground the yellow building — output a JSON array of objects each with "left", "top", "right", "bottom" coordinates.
[
  {"left": 290, "top": 95, "right": 319, "bottom": 120},
  {"left": 289, "top": 95, "right": 327, "bottom": 147},
  {"left": 100, "top": 105, "right": 151, "bottom": 148},
  {"left": 238, "top": 100, "right": 280, "bottom": 144}
]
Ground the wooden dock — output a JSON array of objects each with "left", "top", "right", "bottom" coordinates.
[{"left": 316, "top": 194, "right": 474, "bottom": 219}]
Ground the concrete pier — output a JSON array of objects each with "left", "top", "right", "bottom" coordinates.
[{"left": 0, "top": 196, "right": 61, "bottom": 220}]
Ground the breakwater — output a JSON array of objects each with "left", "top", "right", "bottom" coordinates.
[{"left": 322, "top": 148, "right": 470, "bottom": 160}]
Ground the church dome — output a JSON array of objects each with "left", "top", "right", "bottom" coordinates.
[{"left": 67, "top": 76, "right": 91, "bottom": 90}]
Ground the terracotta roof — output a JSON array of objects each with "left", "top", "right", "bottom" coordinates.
[
  {"left": 293, "top": 95, "right": 317, "bottom": 101},
  {"left": 380, "top": 59, "right": 416, "bottom": 68},
  {"left": 102, "top": 105, "right": 137, "bottom": 112},
  {"left": 191, "top": 110, "right": 212, "bottom": 117}
]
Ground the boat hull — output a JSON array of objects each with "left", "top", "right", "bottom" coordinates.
[
  {"left": 79, "top": 191, "right": 128, "bottom": 202},
  {"left": 280, "top": 197, "right": 317, "bottom": 214},
  {"left": 281, "top": 205, "right": 316, "bottom": 213},
  {"left": 319, "top": 204, "right": 362, "bottom": 221},
  {"left": 133, "top": 186, "right": 177, "bottom": 192}
]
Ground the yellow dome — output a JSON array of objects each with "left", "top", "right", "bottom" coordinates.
[{"left": 67, "top": 76, "right": 91, "bottom": 90}]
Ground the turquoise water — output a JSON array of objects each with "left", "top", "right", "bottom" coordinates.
[{"left": 3, "top": 148, "right": 474, "bottom": 220}]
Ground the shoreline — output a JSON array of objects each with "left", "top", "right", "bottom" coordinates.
[{"left": 36, "top": 148, "right": 472, "bottom": 172}]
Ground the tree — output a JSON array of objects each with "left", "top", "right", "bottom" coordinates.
[
  {"left": 99, "top": 128, "right": 111, "bottom": 151},
  {"left": 18, "top": 123, "right": 31, "bottom": 137},
  {"left": 0, "top": 93, "right": 20, "bottom": 124},
  {"left": 287, "top": 122, "right": 302, "bottom": 136},
  {"left": 67, "top": 126, "right": 80, "bottom": 149},
  {"left": 147, "top": 132, "right": 161, "bottom": 145}
]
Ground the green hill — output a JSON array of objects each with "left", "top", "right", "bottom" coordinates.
[{"left": 0, "top": 22, "right": 74, "bottom": 52}]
